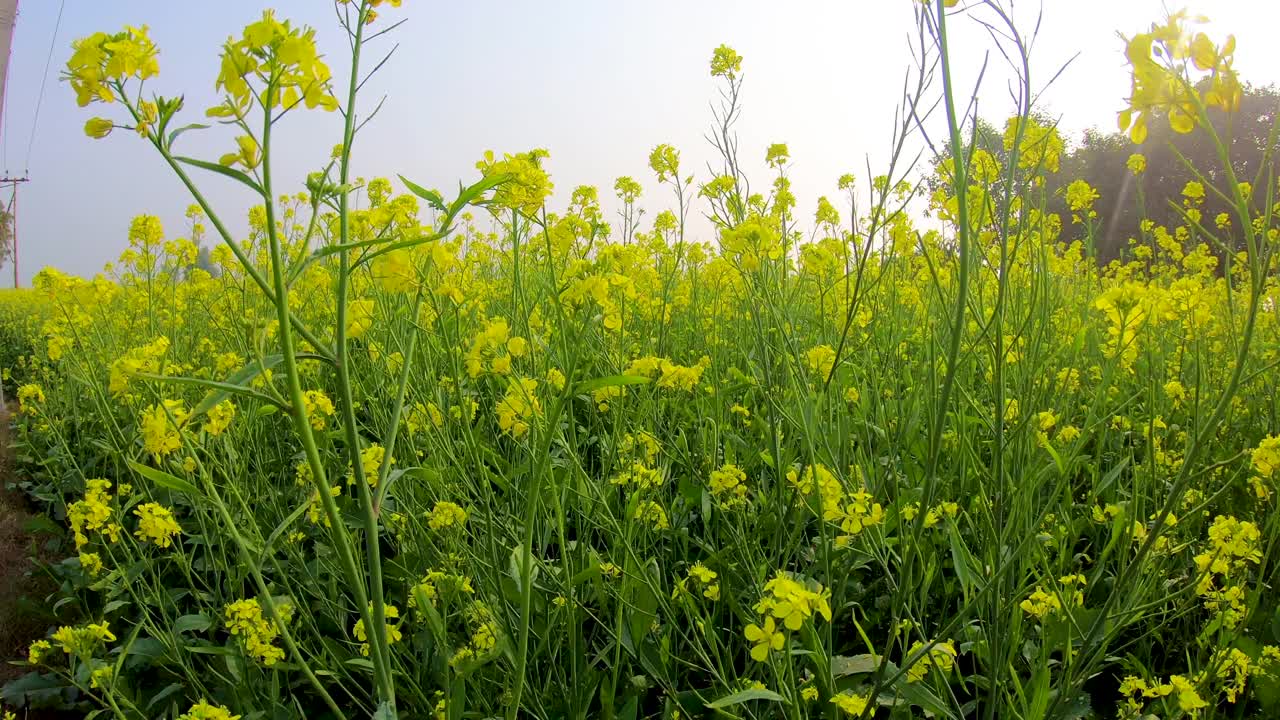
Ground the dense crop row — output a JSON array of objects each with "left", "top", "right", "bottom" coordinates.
[{"left": 3, "top": 2, "right": 1280, "bottom": 719}]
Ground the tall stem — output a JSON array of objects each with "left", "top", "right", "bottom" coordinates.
[{"left": 332, "top": 3, "right": 397, "bottom": 710}]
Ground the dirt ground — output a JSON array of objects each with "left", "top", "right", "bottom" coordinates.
[{"left": 0, "top": 402, "right": 56, "bottom": 688}]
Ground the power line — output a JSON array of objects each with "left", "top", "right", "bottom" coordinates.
[
  {"left": 24, "top": 0, "right": 63, "bottom": 173},
  {"left": 0, "top": 1, "right": 13, "bottom": 173}
]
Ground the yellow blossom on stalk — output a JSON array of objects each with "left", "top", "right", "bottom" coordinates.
[
  {"left": 719, "top": 217, "right": 781, "bottom": 270},
  {"left": 709, "top": 44, "right": 743, "bottom": 79},
  {"left": 52, "top": 622, "right": 116, "bottom": 656},
  {"left": 17, "top": 384, "right": 44, "bottom": 414},
  {"left": 708, "top": 463, "right": 748, "bottom": 506},
  {"left": 347, "top": 298, "right": 375, "bottom": 339},
  {"left": 546, "top": 367, "right": 566, "bottom": 391},
  {"left": 1020, "top": 586, "right": 1061, "bottom": 619},
  {"left": 211, "top": 10, "right": 338, "bottom": 116},
  {"left": 756, "top": 572, "right": 832, "bottom": 630},
  {"left": 178, "top": 700, "right": 241, "bottom": 720},
  {"left": 84, "top": 117, "right": 114, "bottom": 138},
  {"left": 829, "top": 692, "right": 871, "bottom": 716},
  {"left": 78, "top": 552, "right": 104, "bottom": 577},
  {"left": 685, "top": 563, "right": 720, "bottom": 601},
  {"left": 134, "top": 503, "right": 181, "bottom": 548},
  {"left": 427, "top": 501, "right": 467, "bottom": 529},
  {"left": 648, "top": 143, "right": 681, "bottom": 183},
  {"left": 804, "top": 344, "right": 837, "bottom": 378},
  {"left": 352, "top": 604, "right": 403, "bottom": 656},
  {"left": 1119, "top": 12, "right": 1241, "bottom": 143},
  {"left": 765, "top": 142, "right": 790, "bottom": 169},
  {"left": 610, "top": 461, "right": 663, "bottom": 490},
  {"left": 744, "top": 616, "right": 783, "bottom": 661},
  {"left": 1252, "top": 435, "right": 1280, "bottom": 480},
  {"left": 349, "top": 443, "right": 387, "bottom": 486},
  {"left": 656, "top": 357, "right": 710, "bottom": 392},
  {"left": 905, "top": 639, "right": 958, "bottom": 682},
  {"left": 301, "top": 390, "right": 336, "bottom": 430},
  {"left": 28, "top": 639, "right": 52, "bottom": 665},
  {"left": 140, "top": 400, "right": 187, "bottom": 458},
  {"left": 1064, "top": 180, "right": 1100, "bottom": 222},
  {"left": 496, "top": 377, "right": 541, "bottom": 438},
  {"left": 203, "top": 400, "right": 236, "bottom": 436},
  {"left": 66, "top": 26, "right": 160, "bottom": 107},
  {"left": 1003, "top": 116, "right": 1064, "bottom": 173},
  {"left": 68, "top": 479, "right": 120, "bottom": 548},
  {"left": 1127, "top": 153, "right": 1147, "bottom": 174},
  {"left": 476, "top": 148, "right": 554, "bottom": 214},
  {"left": 633, "top": 501, "right": 669, "bottom": 530},
  {"left": 923, "top": 501, "right": 959, "bottom": 529},
  {"left": 224, "top": 598, "right": 292, "bottom": 666}
]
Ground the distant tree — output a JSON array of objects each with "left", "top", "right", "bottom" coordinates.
[
  {"left": 194, "top": 245, "right": 220, "bottom": 277},
  {"left": 1046, "top": 84, "right": 1280, "bottom": 263},
  {"left": 0, "top": 209, "right": 11, "bottom": 273}
]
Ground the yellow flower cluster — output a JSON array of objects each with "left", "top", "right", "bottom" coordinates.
[
  {"left": 133, "top": 502, "right": 182, "bottom": 548},
  {"left": 426, "top": 501, "right": 468, "bottom": 530},
  {"left": 352, "top": 604, "right": 403, "bottom": 657},
  {"left": 68, "top": 479, "right": 122, "bottom": 549},
  {"left": 52, "top": 621, "right": 116, "bottom": 657},
  {"left": 177, "top": 700, "right": 241, "bottom": 720},
  {"left": 496, "top": 378, "right": 541, "bottom": 437},
  {"left": 224, "top": 598, "right": 292, "bottom": 666},
  {"left": 1119, "top": 11, "right": 1241, "bottom": 143}
]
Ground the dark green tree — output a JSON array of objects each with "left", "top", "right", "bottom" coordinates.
[{"left": 1047, "top": 84, "right": 1280, "bottom": 263}]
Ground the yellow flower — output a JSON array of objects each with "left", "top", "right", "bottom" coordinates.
[
  {"left": 203, "top": 400, "right": 236, "bottom": 436},
  {"left": 140, "top": 400, "right": 187, "bottom": 458},
  {"left": 497, "top": 377, "right": 542, "bottom": 437},
  {"left": 427, "top": 501, "right": 468, "bottom": 529},
  {"left": 27, "top": 639, "right": 52, "bottom": 664},
  {"left": 178, "top": 700, "right": 241, "bottom": 720},
  {"left": 744, "top": 616, "right": 784, "bottom": 661},
  {"left": 709, "top": 44, "right": 743, "bottom": 79},
  {"left": 79, "top": 552, "right": 104, "bottom": 577},
  {"left": 133, "top": 502, "right": 181, "bottom": 548},
  {"left": 634, "top": 500, "right": 669, "bottom": 530},
  {"left": 302, "top": 390, "right": 336, "bottom": 430},
  {"left": 829, "top": 692, "right": 870, "bottom": 716},
  {"left": 225, "top": 598, "right": 291, "bottom": 666},
  {"left": 1020, "top": 586, "right": 1061, "bottom": 619},
  {"left": 84, "top": 117, "right": 114, "bottom": 138},
  {"left": 352, "top": 604, "right": 403, "bottom": 656},
  {"left": 804, "top": 344, "right": 837, "bottom": 378}
]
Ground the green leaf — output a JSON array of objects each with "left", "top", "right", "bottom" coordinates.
[
  {"left": 127, "top": 460, "right": 201, "bottom": 496},
  {"left": 947, "top": 524, "right": 977, "bottom": 594},
  {"left": 574, "top": 374, "right": 651, "bottom": 396},
  {"left": 173, "top": 155, "right": 266, "bottom": 196},
  {"left": 705, "top": 688, "right": 788, "bottom": 708},
  {"left": 173, "top": 614, "right": 212, "bottom": 634},
  {"left": 398, "top": 174, "right": 446, "bottom": 213},
  {"left": 372, "top": 701, "right": 397, "bottom": 720},
  {"left": 145, "top": 683, "right": 186, "bottom": 710},
  {"left": 831, "top": 654, "right": 881, "bottom": 677},
  {"left": 450, "top": 173, "right": 512, "bottom": 217},
  {"left": 166, "top": 123, "right": 209, "bottom": 149},
  {"left": 132, "top": 372, "right": 285, "bottom": 417},
  {"left": 896, "top": 681, "right": 960, "bottom": 720},
  {"left": 260, "top": 498, "right": 312, "bottom": 563},
  {"left": 189, "top": 355, "right": 287, "bottom": 418}
]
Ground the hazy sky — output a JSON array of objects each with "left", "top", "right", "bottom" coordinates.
[{"left": 1, "top": 1, "right": 1277, "bottom": 286}]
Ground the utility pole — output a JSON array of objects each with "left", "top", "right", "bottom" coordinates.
[{"left": 1, "top": 175, "right": 24, "bottom": 287}]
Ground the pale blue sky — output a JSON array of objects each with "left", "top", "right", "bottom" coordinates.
[{"left": 1, "top": 1, "right": 1277, "bottom": 286}]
